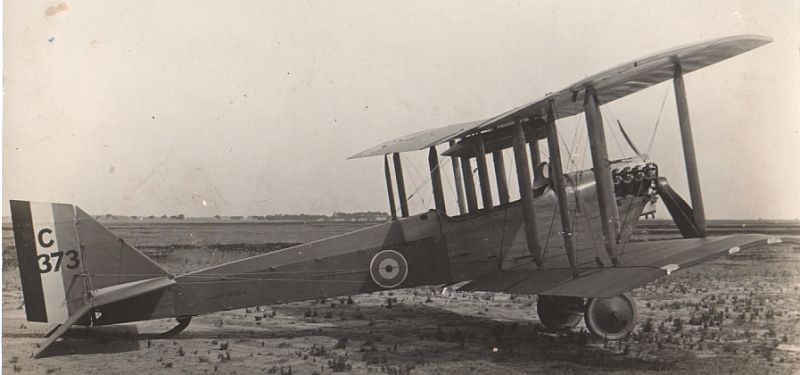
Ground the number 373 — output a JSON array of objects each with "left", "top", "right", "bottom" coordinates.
[{"left": 38, "top": 250, "right": 80, "bottom": 273}]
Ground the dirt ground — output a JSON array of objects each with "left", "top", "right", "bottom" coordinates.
[{"left": 3, "top": 239, "right": 800, "bottom": 374}]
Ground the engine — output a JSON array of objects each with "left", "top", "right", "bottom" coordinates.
[{"left": 612, "top": 162, "right": 658, "bottom": 198}]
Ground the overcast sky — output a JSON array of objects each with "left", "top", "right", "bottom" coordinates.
[{"left": 4, "top": 1, "right": 799, "bottom": 219}]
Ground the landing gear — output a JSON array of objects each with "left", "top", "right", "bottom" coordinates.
[
  {"left": 584, "top": 293, "right": 638, "bottom": 340},
  {"left": 157, "top": 316, "right": 192, "bottom": 337},
  {"left": 536, "top": 295, "right": 584, "bottom": 330}
]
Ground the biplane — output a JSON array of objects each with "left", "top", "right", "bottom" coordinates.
[{"left": 10, "top": 34, "right": 797, "bottom": 358}]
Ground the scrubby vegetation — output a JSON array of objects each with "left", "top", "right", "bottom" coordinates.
[{"left": 2, "top": 221, "right": 798, "bottom": 374}]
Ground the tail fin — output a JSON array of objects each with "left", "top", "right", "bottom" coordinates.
[{"left": 9, "top": 200, "right": 170, "bottom": 324}]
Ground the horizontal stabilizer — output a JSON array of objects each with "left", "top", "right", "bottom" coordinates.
[{"left": 34, "top": 276, "right": 176, "bottom": 358}]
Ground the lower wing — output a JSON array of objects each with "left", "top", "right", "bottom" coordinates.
[{"left": 459, "top": 234, "right": 798, "bottom": 298}]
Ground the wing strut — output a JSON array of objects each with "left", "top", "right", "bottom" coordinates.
[
  {"left": 475, "top": 135, "right": 494, "bottom": 209},
  {"left": 492, "top": 150, "right": 510, "bottom": 205},
  {"left": 428, "top": 146, "right": 447, "bottom": 212},
  {"left": 546, "top": 100, "right": 578, "bottom": 278},
  {"left": 584, "top": 86, "right": 620, "bottom": 265},
  {"left": 512, "top": 117, "right": 543, "bottom": 265},
  {"left": 673, "top": 64, "right": 706, "bottom": 236},
  {"left": 460, "top": 156, "right": 479, "bottom": 213},
  {"left": 383, "top": 155, "right": 398, "bottom": 220},
  {"left": 529, "top": 140, "right": 542, "bottom": 170},
  {"left": 392, "top": 153, "right": 409, "bottom": 218},
  {"left": 449, "top": 140, "right": 467, "bottom": 215}
]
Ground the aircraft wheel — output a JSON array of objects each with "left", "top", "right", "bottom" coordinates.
[
  {"left": 584, "top": 293, "right": 638, "bottom": 340},
  {"left": 536, "top": 295, "right": 584, "bottom": 331}
]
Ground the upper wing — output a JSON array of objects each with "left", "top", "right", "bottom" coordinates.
[
  {"left": 477, "top": 34, "right": 772, "bottom": 130},
  {"left": 348, "top": 119, "right": 485, "bottom": 159},
  {"left": 459, "top": 234, "right": 797, "bottom": 298},
  {"left": 350, "top": 35, "right": 771, "bottom": 159}
]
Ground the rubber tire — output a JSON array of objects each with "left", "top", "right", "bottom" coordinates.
[
  {"left": 537, "top": 295, "right": 584, "bottom": 331},
  {"left": 584, "top": 293, "right": 638, "bottom": 340}
]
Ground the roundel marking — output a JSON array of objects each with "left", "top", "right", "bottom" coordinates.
[{"left": 369, "top": 250, "right": 408, "bottom": 288}]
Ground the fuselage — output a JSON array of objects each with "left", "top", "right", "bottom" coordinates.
[{"left": 90, "top": 166, "right": 653, "bottom": 326}]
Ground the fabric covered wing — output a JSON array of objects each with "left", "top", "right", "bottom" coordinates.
[
  {"left": 478, "top": 35, "right": 772, "bottom": 129},
  {"left": 459, "top": 234, "right": 797, "bottom": 298},
  {"left": 350, "top": 35, "right": 770, "bottom": 159},
  {"left": 348, "top": 119, "right": 484, "bottom": 159}
]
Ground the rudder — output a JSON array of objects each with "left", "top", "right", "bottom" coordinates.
[{"left": 9, "top": 200, "right": 170, "bottom": 324}]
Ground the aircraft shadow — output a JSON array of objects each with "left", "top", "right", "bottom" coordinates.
[
  {"left": 38, "top": 325, "right": 141, "bottom": 358},
  {"left": 34, "top": 305, "right": 675, "bottom": 371},
  {"left": 152, "top": 305, "right": 675, "bottom": 371}
]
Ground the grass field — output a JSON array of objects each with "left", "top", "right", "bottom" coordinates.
[{"left": 2, "top": 219, "right": 800, "bottom": 374}]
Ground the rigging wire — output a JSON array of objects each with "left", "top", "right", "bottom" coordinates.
[
  {"left": 579, "top": 131, "right": 590, "bottom": 171},
  {"left": 578, "top": 131, "right": 600, "bottom": 262},
  {"left": 550, "top": 93, "right": 599, "bottom": 261},
  {"left": 568, "top": 119, "right": 587, "bottom": 173},
  {"left": 616, "top": 198, "right": 640, "bottom": 261},
  {"left": 402, "top": 151, "right": 465, "bottom": 214},
  {"left": 603, "top": 107, "right": 628, "bottom": 158},
  {"left": 439, "top": 156, "right": 458, "bottom": 211},
  {"left": 497, "top": 204, "right": 510, "bottom": 268},
  {"left": 646, "top": 84, "right": 672, "bottom": 158},
  {"left": 540, "top": 204, "right": 560, "bottom": 262},
  {"left": 402, "top": 153, "right": 426, "bottom": 207},
  {"left": 434, "top": 154, "right": 460, "bottom": 215},
  {"left": 550, "top": 98, "right": 591, "bottom": 266},
  {"left": 569, "top": 188, "right": 582, "bottom": 266},
  {"left": 578, "top": 201, "right": 603, "bottom": 261},
  {"left": 561, "top": 113, "right": 584, "bottom": 173},
  {"left": 553, "top": 102, "right": 594, "bottom": 265},
  {"left": 507, "top": 149, "right": 518, "bottom": 200}
]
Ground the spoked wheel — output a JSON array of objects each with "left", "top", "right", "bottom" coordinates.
[
  {"left": 584, "top": 293, "right": 638, "bottom": 340},
  {"left": 536, "top": 295, "right": 584, "bottom": 331}
]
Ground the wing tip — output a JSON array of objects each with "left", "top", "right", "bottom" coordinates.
[{"left": 737, "top": 34, "right": 773, "bottom": 44}]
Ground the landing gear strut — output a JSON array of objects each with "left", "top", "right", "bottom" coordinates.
[
  {"left": 584, "top": 293, "right": 638, "bottom": 340},
  {"left": 536, "top": 295, "right": 583, "bottom": 331}
]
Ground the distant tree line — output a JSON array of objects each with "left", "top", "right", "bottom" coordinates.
[
  {"left": 241, "top": 211, "right": 390, "bottom": 222},
  {"left": 97, "top": 212, "right": 390, "bottom": 222},
  {"left": 99, "top": 214, "right": 186, "bottom": 220}
]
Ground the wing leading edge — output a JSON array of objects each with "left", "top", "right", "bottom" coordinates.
[
  {"left": 459, "top": 234, "right": 798, "bottom": 299},
  {"left": 350, "top": 35, "right": 771, "bottom": 159},
  {"left": 348, "top": 119, "right": 484, "bottom": 159}
]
